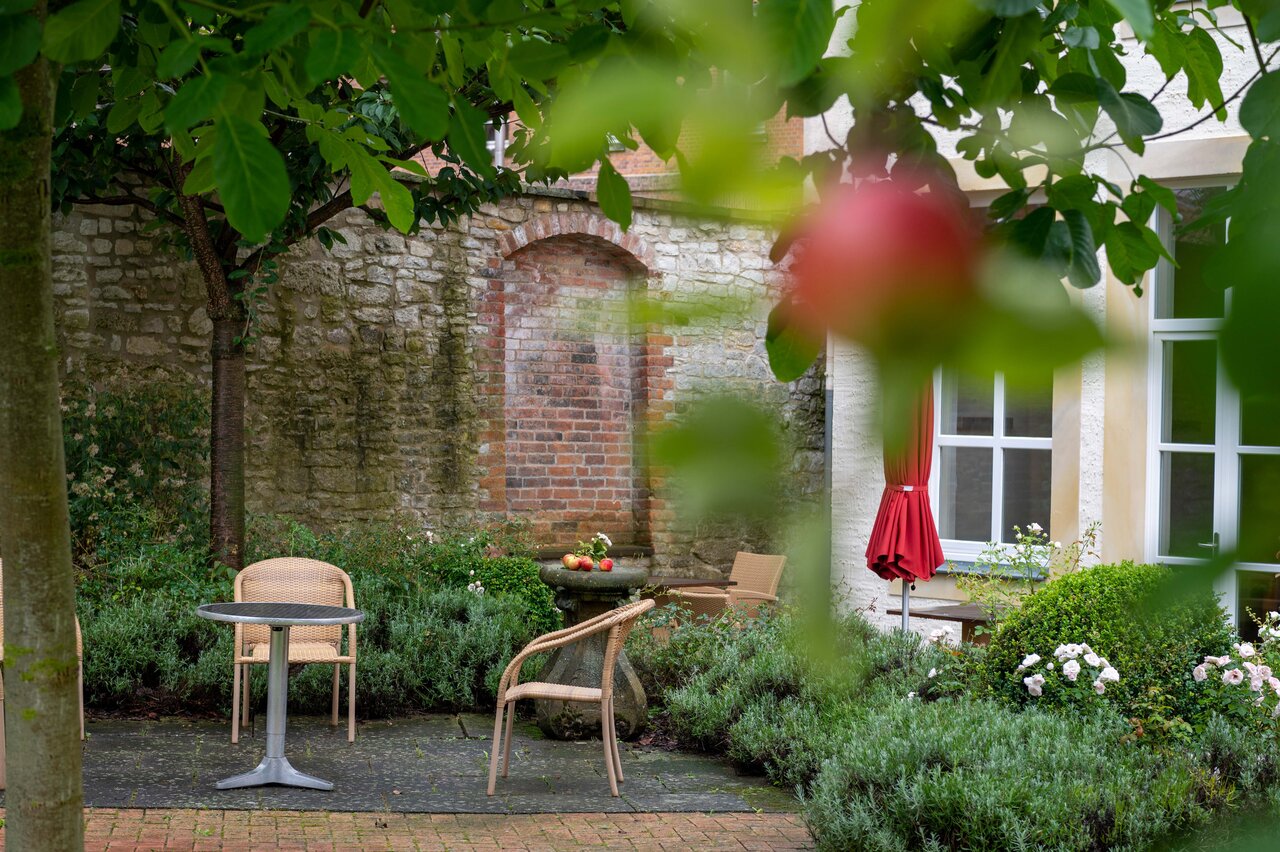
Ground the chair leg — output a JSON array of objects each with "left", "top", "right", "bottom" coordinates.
[
  {"left": 608, "top": 699, "right": 624, "bottom": 783},
  {"left": 78, "top": 658, "right": 85, "bottom": 741},
  {"left": 1, "top": 674, "right": 7, "bottom": 791},
  {"left": 231, "top": 661, "right": 241, "bottom": 744},
  {"left": 502, "top": 700, "right": 515, "bottom": 777},
  {"left": 602, "top": 704, "right": 620, "bottom": 797},
  {"left": 331, "top": 664, "right": 340, "bottom": 727},
  {"left": 347, "top": 663, "right": 356, "bottom": 743},
  {"left": 241, "top": 664, "right": 251, "bottom": 730},
  {"left": 487, "top": 701, "right": 506, "bottom": 796}
]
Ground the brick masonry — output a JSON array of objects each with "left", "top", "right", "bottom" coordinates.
[{"left": 51, "top": 190, "right": 824, "bottom": 575}]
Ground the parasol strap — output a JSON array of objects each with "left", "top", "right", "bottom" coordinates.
[{"left": 887, "top": 484, "right": 919, "bottom": 492}]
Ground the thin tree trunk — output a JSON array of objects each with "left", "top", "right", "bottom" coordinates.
[
  {"left": 0, "top": 5, "right": 87, "bottom": 846},
  {"left": 172, "top": 157, "right": 247, "bottom": 571},
  {"left": 210, "top": 319, "right": 247, "bottom": 571}
]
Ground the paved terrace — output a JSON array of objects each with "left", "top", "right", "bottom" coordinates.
[{"left": 0, "top": 715, "right": 812, "bottom": 850}]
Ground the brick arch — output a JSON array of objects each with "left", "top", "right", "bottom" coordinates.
[{"left": 498, "top": 210, "right": 654, "bottom": 271}]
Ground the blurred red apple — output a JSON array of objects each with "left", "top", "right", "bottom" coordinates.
[
  {"left": 789, "top": 179, "right": 981, "bottom": 348},
  {"left": 577, "top": 555, "right": 594, "bottom": 571},
  {"left": 600, "top": 558, "right": 614, "bottom": 572},
  {"left": 562, "top": 553, "right": 578, "bottom": 570}
]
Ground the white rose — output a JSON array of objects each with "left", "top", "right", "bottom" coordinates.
[
  {"left": 907, "top": 692, "right": 917, "bottom": 700},
  {"left": 1028, "top": 522, "right": 1043, "bottom": 533},
  {"left": 1052, "top": 542, "right": 1062, "bottom": 549},
  {"left": 1024, "top": 673, "right": 1046, "bottom": 696},
  {"left": 1053, "top": 644, "right": 1069, "bottom": 660},
  {"left": 1223, "top": 669, "right": 1245, "bottom": 686},
  {"left": 1018, "top": 653, "right": 1041, "bottom": 671},
  {"left": 1084, "top": 652, "right": 1101, "bottom": 667},
  {"left": 1100, "top": 667, "right": 1120, "bottom": 683},
  {"left": 1250, "top": 677, "right": 1265, "bottom": 693},
  {"left": 1235, "top": 642, "right": 1257, "bottom": 658},
  {"left": 928, "top": 668, "right": 937, "bottom": 679},
  {"left": 1093, "top": 679, "right": 1106, "bottom": 695},
  {"left": 1193, "top": 665, "right": 1208, "bottom": 682},
  {"left": 1063, "top": 660, "right": 1081, "bottom": 682},
  {"left": 1047, "top": 661, "right": 1055, "bottom": 670}
]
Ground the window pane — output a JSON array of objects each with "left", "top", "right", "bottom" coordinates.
[
  {"left": 1241, "top": 394, "right": 1280, "bottom": 448},
  {"left": 938, "top": 446, "right": 992, "bottom": 541},
  {"left": 1161, "top": 339, "right": 1216, "bottom": 445},
  {"left": 1002, "top": 448, "right": 1052, "bottom": 543},
  {"left": 1239, "top": 454, "right": 1280, "bottom": 565},
  {"left": 1005, "top": 371, "right": 1054, "bottom": 438},
  {"left": 1158, "top": 452, "right": 1215, "bottom": 558},
  {"left": 1237, "top": 571, "right": 1280, "bottom": 643},
  {"left": 940, "top": 372, "right": 993, "bottom": 436},
  {"left": 1156, "top": 187, "right": 1227, "bottom": 320}
]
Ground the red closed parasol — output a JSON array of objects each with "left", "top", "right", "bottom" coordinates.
[{"left": 865, "top": 385, "right": 945, "bottom": 629}]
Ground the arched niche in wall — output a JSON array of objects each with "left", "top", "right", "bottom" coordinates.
[{"left": 498, "top": 213, "right": 655, "bottom": 548}]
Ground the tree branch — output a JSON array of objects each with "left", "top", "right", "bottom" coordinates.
[
  {"left": 168, "top": 150, "right": 240, "bottom": 321},
  {"left": 73, "top": 192, "right": 185, "bottom": 227}
]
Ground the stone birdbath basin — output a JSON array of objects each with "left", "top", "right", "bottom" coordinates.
[{"left": 535, "top": 563, "right": 650, "bottom": 740}]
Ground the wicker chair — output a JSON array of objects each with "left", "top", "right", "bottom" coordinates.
[
  {"left": 232, "top": 558, "right": 358, "bottom": 743},
  {"left": 674, "top": 551, "right": 787, "bottom": 620},
  {"left": 487, "top": 598, "right": 655, "bottom": 797},
  {"left": 0, "top": 558, "right": 85, "bottom": 790}
]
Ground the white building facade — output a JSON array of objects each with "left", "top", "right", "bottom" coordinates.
[{"left": 813, "top": 8, "right": 1278, "bottom": 636}]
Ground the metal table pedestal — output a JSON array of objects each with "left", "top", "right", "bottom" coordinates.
[{"left": 215, "top": 625, "right": 332, "bottom": 791}]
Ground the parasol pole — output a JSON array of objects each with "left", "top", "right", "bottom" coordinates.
[{"left": 901, "top": 581, "right": 910, "bottom": 632}]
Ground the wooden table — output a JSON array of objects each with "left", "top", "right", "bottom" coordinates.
[{"left": 885, "top": 603, "right": 993, "bottom": 644}]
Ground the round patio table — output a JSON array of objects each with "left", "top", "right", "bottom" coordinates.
[{"left": 196, "top": 602, "right": 364, "bottom": 791}]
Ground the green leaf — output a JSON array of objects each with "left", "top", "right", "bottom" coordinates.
[
  {"left": 596, "top": 159, "right": 632, "bottom": 232},
  {"left": 182, "top": 155, "right": 216, "bottom": 194},
  {"left": 1136, "top": 175, "right": 1178, "bottom": 215},
  {"left": 1062, "top": 209, "right": 1100, "bottom": 288},
  {"left": 979, "top": 13, "right": 1042, "bottom": 107},
  {"left": 165, "top": 74, "right": 229, "bottom": 132},
  {"left": 42, "top": 0, "right": 120, "bottom": 63},
  {"left": 765, "top": 299, "right": 821, "bottom": 382},
  {"left": 1099, "top": 86, "right": 1161, "bottom": 147},
  {"left": 211, "top": 114, "right": 289, "bottom": 242},
  {"left": 758, "top": 0, "right": 835, "bottom": 87},
  {"left": 374, "top": 45, "right": 449, "bottom": 141},
  {"left": 447, "top": 97, "right": 496, "bottom": 177},
  {"left": 1063, "top": 26, "right": 1100, "bottom": 49},
  {"left": 0, "top": 1, "right": 36, "bottom": 12},
  {"left": 1048, "top": 73, "right": 1099, "bottom": 105},
  {"left": 1240, "top": 70, "right": 1280, "bottom": 140},
  {"left": 243, "top": 4, "right": 310, "bottom": 56},
  {"left": 105, "top": 96, "right": 139, "bottom": 132},
  {"left": 345, "top": 143, "right": 415, "bottom": 232},
  {"left": 157, "top": 39, "right": 201, "bottom": 80},
  {"left": 972, "top": 0, "right": 1042, "bottom": 13},
  {"left": 1183, "top": 27, "right": 1224, "bottom": 113},
  {"left": 113, "top": 66, "right": 148, "bottom": 99},
  {"left": 0, "top": 74, "right": 20, "bottom": 130},
  {"left": 69, "top": 71, "right": 98, "bottom": 118},
  {"left": 0, "top": 13, "right": 40, "bottom": 76},
  {"left": 507, "top": 38, "right": 571, "bottom": 80},
  {"left": 306, "top": 28, "right": 361, "bottom": 83},
  {"left": 1104, "top": 221, "right": 1160, "bottom": 285},
  {"left": 1105, "top": 0, "right": 1154, "bottom": 40}
]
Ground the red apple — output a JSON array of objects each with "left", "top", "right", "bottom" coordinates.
[
  {"left": 577, "top": 555, "right": 594, "bottom": 571},
  {"left": 788, "top": 178, "right": 981, "bottom": 350},
  {"left": 562, "top": 553, "right": 578, "bottom": 570},
  {"left": 600, "top": 558, "right": 614, "bottom": 572}
]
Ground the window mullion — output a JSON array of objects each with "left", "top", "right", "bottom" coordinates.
[{"left": 992, "top": 374, "right": 1006, "bottom": 543}]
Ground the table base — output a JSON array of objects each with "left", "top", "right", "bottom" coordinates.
[{"left": 216, "top": 755, "right": 333, "bottom": 791}]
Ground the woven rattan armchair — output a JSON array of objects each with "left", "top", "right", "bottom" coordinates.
[
  {"left": 675, "top": 552, "right": 787, "bottom": 620},
  {"left": 231, "top": 558, "right": 358, "bottom": 743},
  {"left": 487, "top": 598, "right": 655, "bottom": 797},
  {"left": 0, "top": 558, "right": 85, "bottom": 790}
]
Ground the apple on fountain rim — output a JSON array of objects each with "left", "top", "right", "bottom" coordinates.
[
  {"left": 562, "top": 553, "right": 578, "bottom": 570},
  {"left": 599, "top": 558, "right": 613, "bottom": 572},
  {"left": 577, "top": 555, "right": 594, "bottom": 571}
]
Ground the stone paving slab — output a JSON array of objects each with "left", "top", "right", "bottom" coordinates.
[
  {"left": 2, "top": 808, "right": 814, "bottom": 850},
  {"left": 0, "top": 716, "right": 798, "bottom": 816}
]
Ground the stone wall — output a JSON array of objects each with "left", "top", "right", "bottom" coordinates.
[{"left": 51, "top": 189, "right": 824, "bottom": 575}]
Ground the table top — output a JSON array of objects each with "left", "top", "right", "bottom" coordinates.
[
  {"left": 647, "top": 576, "right": 737, "bottom": 589},
  {"left": 885, "top": 603, "right": 990, "bottom": 623},
  {"left": 197, "top": 602, "right": 365, "bottom": 626}
]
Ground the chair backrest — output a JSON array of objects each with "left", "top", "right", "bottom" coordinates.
[
  {"left": 601, "top": 598, "right": 656, "bottom": 700},
  {"left": 235, "top": 557, "right": 353, "bottom": 648},
  {"left": 728, "top": 552, "right": 787, "bottom": 598}
]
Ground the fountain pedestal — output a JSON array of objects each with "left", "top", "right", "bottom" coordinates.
[{"left": 534, "top": 564, "right": 649, "bottom": 740}]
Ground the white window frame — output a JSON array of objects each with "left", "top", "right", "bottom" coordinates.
[
  {"left": 1142, "top": 188, "right": 1280, "bottom": 624},
  {"left": 929, "top": 371, "right": 1054, "bottom": 565}
]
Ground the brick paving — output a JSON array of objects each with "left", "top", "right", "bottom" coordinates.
[{"left": 0, "top": 808, "right": 815, "bottom": 850}]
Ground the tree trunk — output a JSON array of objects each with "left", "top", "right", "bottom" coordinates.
[
  {"left": 0, "top": 9, "right": 87, "bottom": 847},
  {"left": 210, "top": 319, "right": 247, "bottom": 571}
]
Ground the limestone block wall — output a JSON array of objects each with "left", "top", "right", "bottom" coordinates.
[{"left": 51, "top": 189, "right": 824, "bottom": 575}]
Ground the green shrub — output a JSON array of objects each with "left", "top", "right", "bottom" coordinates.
[
  {"left": 803, "top": 699, "right": 1209, "bottom": 852},
  {"left": 984, "top": 562, "right": 1232, "bottom": 719}
]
